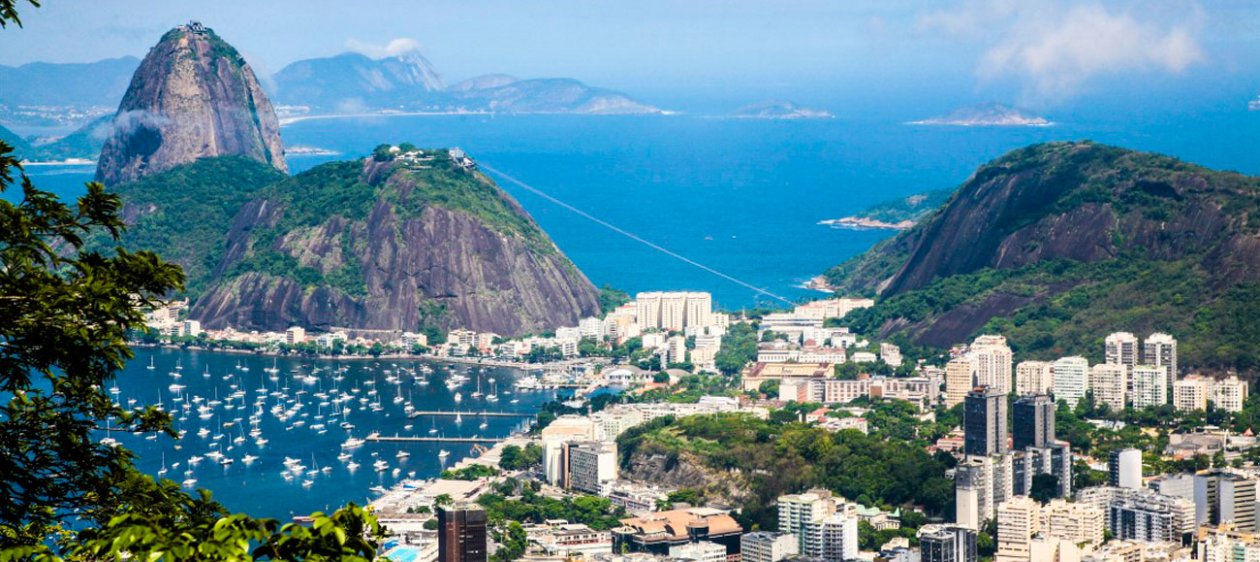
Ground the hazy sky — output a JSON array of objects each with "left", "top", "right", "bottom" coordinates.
[{"left": 1, "top": 0, "right": 1256, "bottom": 111}]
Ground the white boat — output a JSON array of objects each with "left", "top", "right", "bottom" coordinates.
[
  {"left": 453, "top": 392, "right": 462, "bottom": 403},
  {"left": 347, "top": 461, "right": 360, "bottom": 471},
  {"left": 242, "top": 454, "right": 258, "bottom": 465},
  {"left": 438, "top": 449, "right": 450, "bottom": 458},
  {"left": 342, "top": 437, "right": 365, "bottom": 449},
  {"left": 396, "top": 450, "right": 410, "bottom": 459},
  {"left": 182, "top": 478, "right": 197, "bottom": 488},
  {"left": 147, "top": 356, "right": 156, "bottom": 370},
  {"left": 372, "top": 460, "right": 389, "bottom": 472}
]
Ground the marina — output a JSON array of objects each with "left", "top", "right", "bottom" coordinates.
[{"left": 105, "top": 347, "right": 559, "bottom": 520}]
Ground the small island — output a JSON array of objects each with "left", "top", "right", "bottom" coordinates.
[
  {"left": 730, "top": 100, "right": 834, "bottom": 120},
  {"left": 909, "top": 102, "right": 1051, "bottom": 127}
]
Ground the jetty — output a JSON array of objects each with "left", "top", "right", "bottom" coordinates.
[
  {"left": 405, "top": 410, "right": 534, "bottom": 418},
  {"left": 365, "top": 432, "right": 504, "bottom": 444}
]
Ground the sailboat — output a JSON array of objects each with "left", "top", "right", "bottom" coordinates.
[
  {"left": 471, "top": 376, "right": 484, "bottom": 399},
  {"left": 157, "top": 453, "right": 168, "bottom": 477},
  {"left": 147, "top": 356, "right": 156, "bottom": 370}
]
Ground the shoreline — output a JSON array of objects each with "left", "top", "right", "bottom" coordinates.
[
  {"left": 818, "top": 216, "right": 915, "bottom": 230},
  {"left": 128, "top": 341, "right": 589, "bottom": 370}
]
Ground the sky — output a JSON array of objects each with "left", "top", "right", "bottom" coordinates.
[{"left": 1, "top": 0, "right": 1257, "bottom": 113}]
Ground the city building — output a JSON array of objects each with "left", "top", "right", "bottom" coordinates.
[
  {"left": 969, "top": 335, "right": 1014, "bottom": 396},
  {"left": 965, "top": 386, "right": 1008, "bottom": 457},
  {"left": 1172, "top": 375, "right": 1210, "bottom": 412},
  {"left": 285, "top": 326, "right": 305, "bottom": 345},
  {"left": 1015, "top": 361, "right": 1054, "bottom": 397},
  {"left": 636, "top": 292, "right": 715, "bottom": 332},
  {"left": 1194, "top": 470, "right": 1257, "bottom": 531},
  {"left": 919, "top": 526, "right": 978, "bottom": 562},
  {"left": 613, "top": 508, "right": 743, "bottom": 560},
  {"left": 567, "top": 440, "right": 618, "bottom": 496},
  {"left": 996, "top": 496, "right": 1040, "bottom": 562},
  {"left": 1131, "top": 365, "right": 1169, "bottom": 408},
  {"left": 956, "top": 455, "right": 1012, "bottom": 529},
  {"left": 1109, "top": 449, "right": 1143, "bottom": 489},
  {"left": 741, "top": 532, "right": 800, "bottom": 562},
  {"left": 1012, "top": 394, "right": 1055, "bottom": 451},
  {"left": 1011, "top": 443, "right": 1072, "bottom": 499},
  {"left": 1212, "top": 376, "right": 1248, "bottom": 413},
  {"left": 1089, "top": 363, "right": 1127, "bottom": 412},
  {"left": 671, "top": 541, "right": 728, "bottom": 562},
  {"left": 1085, "top": 487, "right": 1194, "bottom": 543},
  {"left": 946, "top": 357, "right": 977, "bottom": 408},
  {"left": 1052, "top": 357, "right": 1090, "bottom": 408},
  {"left": 1142, "top": 333, "right": 1177, "bottom": 391},
  {"left": 880, "top": 343, "right": 903, "bottom": 368},
  {"left": 1198, "top": 525, "right": 1260, "bottom": 562},
  {"left": 438, "top": 505, "right": 488, "bottom": 562},
  {"left": 1105, "top": 332, "right": 1140, "bottom": 377},
  {"left": 1041, "top": 499, "right": 1105, "bottom": 549},
  {"left": 776, "top": 490, "right": 859, "bottom": 562}
]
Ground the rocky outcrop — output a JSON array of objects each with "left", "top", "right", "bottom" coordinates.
[
  {"left": 190, "top": 154, "right": 600, "bottom": 336},
  {"left": 824, "top": 142, "right": 1260, "bottom": 369},
  {"left": 95, "top": 23, "right": 286, "bottom": 186},
  {"left": 879, "top": 142, "right": 1260, "bottom": 295}
]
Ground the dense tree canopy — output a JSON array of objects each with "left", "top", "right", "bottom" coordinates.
[{"left": 0, "top": 139, "right": 385, "bottom": 559}]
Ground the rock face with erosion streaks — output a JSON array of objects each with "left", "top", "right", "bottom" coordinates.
[
  {"left": 95, "top": 23, "right": 286, "bottom": 185},
  {"left": 191, "top": 152, "right": 601, "bottom": 337}
]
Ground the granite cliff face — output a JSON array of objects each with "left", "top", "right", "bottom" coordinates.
[
  {"left": 95, "top": 23, "right": 286, "bottom": 185},
  {"left": 825, "top": 142, "right": 1260, "bottom": 370},
  {"left": 190, "top": 151, "right": 600, "bottom": 336}
]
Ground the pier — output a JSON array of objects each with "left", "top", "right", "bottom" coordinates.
[
  {"left": 406, "top": 410, "right": 535, "bottom": 418},
  {"left": 366, "top": 432, "right": 504, "bottom": 444}
]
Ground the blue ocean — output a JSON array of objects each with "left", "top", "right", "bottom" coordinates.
[{"left": 23, "top": 110, "right": 1260, "bottom": 308}]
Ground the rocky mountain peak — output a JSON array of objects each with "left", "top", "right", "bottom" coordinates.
[{"left": 95, "top": 22, "right": 287, "bottom": 185}]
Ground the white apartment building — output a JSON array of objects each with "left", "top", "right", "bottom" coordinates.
[
  {"left": 1053, "top": 356, "right": 1090, "bottom": 407},
  {"left": 1104, "top": 332, "right": 1140, "bottom": 375},
  {"left": 741, "top": 532, "right": 799, "bottom": 562},
  {"left": 880, "top": 343, "right": 903, "bottom": 367},
  {"left": 1015, "top": 361, "right": 1053, "bottom": 396},
  {"left": 970, "top": 335, "right": 1013, "bottom": 396},
  {"left": 1213, "top": 376, "right": 1249, "bottom": 413},
  {"left": 1089, "top": 363, "right": 1127, "bottom": 412},
  {"left": 635, "top": 291, "right": 713, "bottom": 331},
  {"left": 1041, "top": 499, "right": 1105, "bottom": 548},
  {"left": 1131, "top": 365, "right": 1169, "bottom": 408},
  {"left": 1173, "top": 375, "right": 1210, "bottom": 412},
  {"left": 670, "top": 541, "right": 727, "bottom": 562},
  {"left": 285, "top": 326, "right": 305, "bottom": 345}
]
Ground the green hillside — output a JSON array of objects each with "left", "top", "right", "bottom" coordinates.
[
  {"left": 98, "top": 156, "right": 286, "bottom": 294},
  {"left": 826, "top": 142, "right": 1260, "bottom": 372}
]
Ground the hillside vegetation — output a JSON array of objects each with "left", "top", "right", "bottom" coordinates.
[
  {"left": 96, "top": 156, "right": 285, "bottom": 294},
  {"left": 825, "top": 142, "right": 1260, "bottom": 371}
]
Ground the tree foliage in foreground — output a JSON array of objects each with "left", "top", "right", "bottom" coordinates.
[{"left": 0, "top": 140, "right": 386, "bottom": 560}]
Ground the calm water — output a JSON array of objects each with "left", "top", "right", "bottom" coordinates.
[
  {"left": 21, "top": 111, "right": 1260, "bottom": 308},
  {"left": 110, "top": 348, "right": 556, "bottom": 520}
]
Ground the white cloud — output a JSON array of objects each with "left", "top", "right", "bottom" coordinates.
[
  {"left": 919, "top": 1, "right": 1205, "bottom": 100},
  {"left": 344, "top": 37, "right": 424, "bottom": 59}
]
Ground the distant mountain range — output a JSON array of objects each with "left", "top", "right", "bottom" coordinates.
[
  {"left": 909, "top": 102, "right": 1051, "bottom": 127},
  {"left": 271, "top": 50, "right": 661, "bottom": 116}
]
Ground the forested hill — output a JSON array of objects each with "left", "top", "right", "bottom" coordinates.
[{"left": 824, "top": 141, "right": 1260, "bottom": 371}]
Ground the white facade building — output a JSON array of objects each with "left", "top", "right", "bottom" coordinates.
[{"left": 1052, "top": 357, "right": 1090, "bottom": 407}]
